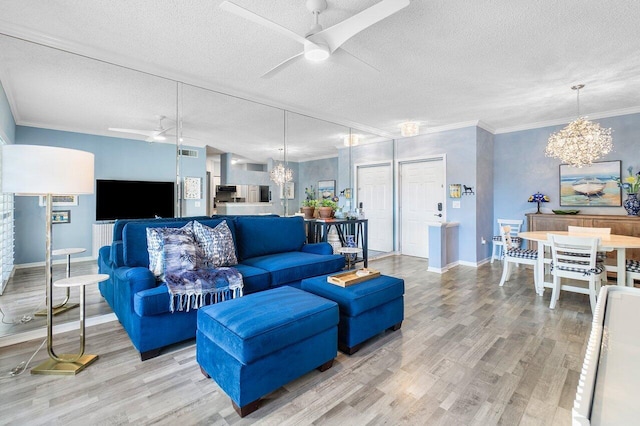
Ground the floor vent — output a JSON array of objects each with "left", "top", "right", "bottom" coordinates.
[{"left": 179, "top": 149, "right": 198, "bottom": 158}]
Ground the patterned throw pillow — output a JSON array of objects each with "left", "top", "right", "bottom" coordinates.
[
  {"left": 162, "top": 232, "right": 198, "bottom": 273},
  {"left": 146, "top": 222, "right": 194, "bottom": 278},
  {"left": 193, "top": 220, "right": 238, "bottom": 267}
]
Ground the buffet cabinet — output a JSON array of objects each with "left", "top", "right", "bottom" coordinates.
[{"left": 526, "top": 213, "right": 640, "bottom": 260}]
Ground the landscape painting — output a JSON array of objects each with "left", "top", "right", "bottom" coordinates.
[{"left": 559, "top": 160, "right": 621, "bottom": 206}]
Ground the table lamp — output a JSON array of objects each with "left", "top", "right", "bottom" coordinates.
[{"left": 1, "top": 144, "right": 94, "bottom": 375}]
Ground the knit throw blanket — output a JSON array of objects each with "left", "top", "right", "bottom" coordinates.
[{"left": 164, "top": 267, "right": 243, "bottom": 312}]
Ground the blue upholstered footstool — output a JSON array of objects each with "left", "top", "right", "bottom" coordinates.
[
  {"left": 196, "top": 286, "right": 339, "bottom": 417},
  {"left": 301, "top": 274, "right": 404, "bottom": 355}
]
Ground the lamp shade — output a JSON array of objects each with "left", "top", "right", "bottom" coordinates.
[{"left": 1, "top": 145, "right": 94, "bottom": 195}]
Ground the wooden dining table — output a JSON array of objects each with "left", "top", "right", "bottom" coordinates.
[{"left": 518, "top": 231, "right": 640, "bottom": 293}]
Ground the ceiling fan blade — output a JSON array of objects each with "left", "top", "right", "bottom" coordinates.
[
  {"left": 308, "top": 0, "right": 410, "bottom": 52},
  {"left": 261, "top": 52, "right": 305, "bottom": 79},
  {"left": 333, "top": 48, "right": 380, "bottom": 73},
  {"left": 108, "top": 127, "right": 154, "bottom": 137},
  {"left": 220, "top": 1, "right": 308, "bottom": 46}
]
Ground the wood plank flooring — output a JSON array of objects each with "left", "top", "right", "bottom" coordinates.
[{"left": 0, "top": 256, "right": 595, "bottom": 425}]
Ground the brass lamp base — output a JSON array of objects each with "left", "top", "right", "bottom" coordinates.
[
  {"left": 31, "top": 354, "right": 98, "bottom": 376},
  {"left": 34, "top": 303, "right": 79, "bottom": 316}
]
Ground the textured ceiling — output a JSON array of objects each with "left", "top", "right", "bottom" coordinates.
[{"left": 0, "top": 0, "right": 639, "bottom": 163}]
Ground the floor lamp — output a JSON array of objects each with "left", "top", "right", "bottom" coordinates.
[{"left": 1, "top": 144, "right": 94, "bottom": 375}]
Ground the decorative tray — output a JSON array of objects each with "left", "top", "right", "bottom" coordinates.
[
  {"left": 327, "top": 268, "right": 380, "bottom": 287},
  {"left": 552, "top": 210, "right": 580, "bottom": 215}
]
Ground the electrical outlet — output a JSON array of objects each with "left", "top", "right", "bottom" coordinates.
[{"left": 452, "top": 201, "right": 461, "bottom": 208}]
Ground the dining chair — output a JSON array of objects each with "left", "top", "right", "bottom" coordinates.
[
  {"left": 567, "top": 225, "right": 612, "bottom": 280},
  {"left": 627, "top": 260, "right": 640, "bottom": 287},
  {"left": 548, "top": 234, "right": 603, "bottom": 313},
  {"left": 491, "top": 219, "right": 523, "bottom": 263},
  {"left": 498, "top": 225, "right": 538, "bottom": 290}
]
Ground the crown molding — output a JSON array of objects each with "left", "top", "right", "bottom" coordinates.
[{"left": 494, "top": 106, "right": 640, "bottom": 134}]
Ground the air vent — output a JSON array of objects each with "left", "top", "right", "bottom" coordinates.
[{"left": 179, "top": 149, "right": 198, "bottom": 158}]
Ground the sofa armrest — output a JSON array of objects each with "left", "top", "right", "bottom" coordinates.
[
  {"left": 114, "top": 266, "right": 157, "bottom": 295},
  {"left": 301, "top": 242, "right": 334, "bottom": 255},
  {"left": 110, "top": 241, "right": 124, "bottom": 267}
]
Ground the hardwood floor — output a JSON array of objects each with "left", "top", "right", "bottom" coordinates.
[{"left": 0, "top": 256, "right": 595, "bottom": 425}]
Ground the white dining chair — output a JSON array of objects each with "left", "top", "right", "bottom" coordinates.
[
  {"left": 491, "top": 219, "right": 523, "bottom": 263},
  {"left": 498, "top": 225, "right": 538, "bottom": 291},
  {"left": 567, "top": 225, "right": 612, "bottom": 281},
  {"left": 548, "top": 234, "right": 603, "bottom": 313},
  {"left": 627, "top": 260, "right": 640, "bottom": 287}
]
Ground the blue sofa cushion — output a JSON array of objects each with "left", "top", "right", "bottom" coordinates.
[
  {"left": 233, "top": 264, "right": 271, "bottom": 294},
  {"left": 123, "top": 218, "right": 236, "bottom": 268},
  {"left": 234, "top": 216, "right": 306, "bottom": 260},
  {"left": 301, "top": 274, "right": 405, "bottom": 316},
  {"left": 193, "top": 220, "right": 238, "bottom": 267},
  {"left": 197, "top": 286, "right": 338, "bottom": 364},
  {"left": 242, "top": 251, "right": 345, "bottom": 287},
  {"left": 113, "top": 216, "right": 211, "bottom": 242}
]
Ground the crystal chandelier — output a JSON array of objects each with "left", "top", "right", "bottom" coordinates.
[
  {"left": 545, "top": 84, "right": 613, "bottom": 168},
  {"left": 399, "top": 121, "right": 419, "bottom": 137},
  {"left": 270, "top": 149, "right": 292, "bottom": 186}
]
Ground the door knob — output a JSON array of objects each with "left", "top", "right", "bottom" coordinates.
[{"left": 434, "top": 213, "right": 442, "bottom": 217}]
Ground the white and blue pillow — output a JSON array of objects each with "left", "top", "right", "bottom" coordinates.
[
  {"left": 162, "top": 232, "right": 198, "bottom": 273},
  {"left": 193, "top": 220, "right": 238, "bottom": 267},
  {"left": 146, "top": 222, "right": 194, "bottom": 278}
]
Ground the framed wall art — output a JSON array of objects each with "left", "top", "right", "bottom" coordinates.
[
  {"left": 559, "top": 160, "right": 621, "bottom": 207},
  {"left": 183, "top": 177, "right": 202, "bottom": 200},
  {"left": 39, "top": 195, "right": 78, "bottom": 207},
  {"left": 318, "top": 180, "right": 336, "bottom": 199},
  {"left": 279, "top": 182, "right": 295, "bottom": 199},
  {"left": 52, "top": 210, "right": 70, "bottom": 224}
]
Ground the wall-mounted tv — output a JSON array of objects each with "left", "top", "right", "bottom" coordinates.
[{"left": 96, "top": 179, "right": 175, "bottom": 221}]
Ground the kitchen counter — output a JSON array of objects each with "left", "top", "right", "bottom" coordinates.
[{"left": 216, "top": 203, "right": 275, "bottom": 215}]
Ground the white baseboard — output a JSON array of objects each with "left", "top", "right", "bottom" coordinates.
[{"left": 0, "top": 313, "right": 117, "bottom": 348}]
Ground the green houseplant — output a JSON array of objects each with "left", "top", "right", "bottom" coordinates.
[
  {"left": 318, "top": 199, "right": 337, "bottom": 219},
  {"left": 301, "top": 199, "right": 318, "bottom": 219}
]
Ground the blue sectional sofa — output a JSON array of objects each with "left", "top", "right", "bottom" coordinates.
[{"left": 98, "top": 215, "right": 345, "bottom": 360}]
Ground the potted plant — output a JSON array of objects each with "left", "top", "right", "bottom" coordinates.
[
  {"left": 318, "top": 198, "right": 337, "bottom": 219},
  {"left": 301, "top": 199, "right": 318, "bottom": 219}
]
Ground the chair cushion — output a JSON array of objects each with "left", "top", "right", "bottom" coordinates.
[
  {"left": 492, "top": 236, "right": 522, "bottom": 244},
  {"left": 553, "top": 260, "right": 604, "bottom": 275},
  {"left": 626, "top": 259, "right": 640, "bottom": 273},
  {"left": 197, "top": 286, "right": 338, "bottom": 364},
  {"left": 506, "top": 248, "right": 537, "bottom": 259}
]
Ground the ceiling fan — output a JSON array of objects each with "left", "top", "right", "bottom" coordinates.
[
  {"left": 220, "top": 0, "right": 410, "bottom": 78},
  {"left": 108, "top": 115, "right": 174, "bottom": 143}
]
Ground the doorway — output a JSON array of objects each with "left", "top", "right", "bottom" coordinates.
[
  {"left": 356, "top": 163, "right": 393, "bottom": 253},
  {"left": 399, "top": 158, "right": 445, "bottom": 258}
]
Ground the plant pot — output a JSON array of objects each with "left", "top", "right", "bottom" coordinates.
[
  {"left": 301, "top": 206, "right": 315, "bottom": 219},
  {"left": 318, "top": 206, "right": 334, "bottom": 219}
]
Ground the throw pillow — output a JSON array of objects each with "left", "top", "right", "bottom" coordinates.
[
  {"left": 162, "top": 232, "right": 198, "bottom": 273},
  {"left": 193, "top": 220, "right": 238, "bottom": 267},
  {"left": 146, "top": 222, "right": 194, "bottom": 278}
]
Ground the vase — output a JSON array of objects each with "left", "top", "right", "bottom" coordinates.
[
  {"left": 623, "top": 193, "right": 640, "bottom": 216},
  {"left": 301, "top": 206, "right": 315, "bottom": 219},
  {"left": 344, "top": 234, "right": 357, "bottom": 262}
]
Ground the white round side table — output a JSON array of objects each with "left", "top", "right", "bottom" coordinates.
[
  {"left": 338, "top": 247, "right": 363, "bottom": 270},
  {"left": 35, "top": 247, "right": 86, "bottom": 316},
  {"left": 31, "top": 273, "right": 109, "bottom": 376}
]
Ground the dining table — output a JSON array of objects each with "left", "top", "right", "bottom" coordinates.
[{"left": 518, "top": 231, "right": 640, "bottom": 294}]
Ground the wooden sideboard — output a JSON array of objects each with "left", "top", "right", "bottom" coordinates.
[{"left": 526, "top": 213, "right": 640, "bottom": 260}]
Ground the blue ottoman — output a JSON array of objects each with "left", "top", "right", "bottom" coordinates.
[
  {"left": 196, "top": 286, "right": 339, "bottom": 417},
  {"left": 301, "top": 274, "right": 404, "bottom": 355}
]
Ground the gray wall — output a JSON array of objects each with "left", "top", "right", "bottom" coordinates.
[
  {"left": 0, "top": 81, "right": 15, "bottom": 144},
  {"left": 476, "top": 127, "right": 494, "bottom": 261},
  {"left": 14, "top": 125, "right": 206, "bottom": 264},
  {"left": 298, "top": 157, "right": 339, "bottom": 201},
  {"left": 493, "top": 112, "right": 640, "bottom": 242}
]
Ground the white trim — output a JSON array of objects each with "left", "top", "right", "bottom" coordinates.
[
  {"left": 0, "top": 313, "right": 117, "bottom": 348},
  {"left": 15, "top": 255, "right": 95, "bottom": 269}
]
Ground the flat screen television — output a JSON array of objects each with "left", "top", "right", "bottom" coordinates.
[{"left": 96, "top": 179, "right": 175, "bottom": 221}]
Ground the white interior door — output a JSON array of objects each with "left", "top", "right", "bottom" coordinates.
[
  {"left": 357, "top": 164, "right": 393, "bottom": 252},
  {"left": 400, "top": 159, "right": 444, "bottom": 258}
]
